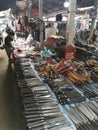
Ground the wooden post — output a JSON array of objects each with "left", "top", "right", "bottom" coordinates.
[{"left": 88, "top": 0, "right": 98, "bottom": 42}]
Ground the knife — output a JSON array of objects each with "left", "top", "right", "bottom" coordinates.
[
  {"left": 24, "top": 101, "right": 58, "bottom": 107},
  {"left": 28, "top": 118, "right": 66, "bottom": 129},
  {"left": 24, "top": 109, "right": 60, "bottom": 114},
  {"left": 25, "top": 106, "right": 59, "bottom": 111},
  {"left": 26, "top": 115, "right": 62, "bottom": 123}
]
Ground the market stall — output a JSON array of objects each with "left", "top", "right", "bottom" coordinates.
[{"left": 12, "top": 34, "right": 98, "bottom": 130}]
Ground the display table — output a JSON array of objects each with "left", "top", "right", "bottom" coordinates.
[
  {"left": 15, "top": 58, "right": 75, "bottom": 130},
  {"left": 13, "top": 37, "right": 98, "bottom": 130},
  {"left": 14, "top": 55, "right": 98, "bottom": 130}
]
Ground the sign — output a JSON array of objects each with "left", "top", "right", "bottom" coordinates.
[
  {"left": 65, "top": 44, "right": 75, "bottom": 60},
  {"left": 32, "top": 8, "right": 39, "bottom": 16},
  {"left": 32, "top": 7, "right": 47, "bottom": 16}
]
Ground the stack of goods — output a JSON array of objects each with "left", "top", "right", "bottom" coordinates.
[
  {"left": 32, "top": 56, "right": 86, "bottom": 105},
  {"left": 44, "top": 79, "right": 86, "bottom": 105},
  {"left": 35, "top": 64, "right": 59, "bottom": 79},
  {"left": 75, "top": 41, "right": 98, "bottom": 59},
  {"left": 75, "top": 42, "right": 96, "bottom": 51},
  {"left": 33, "top": 56, "right": 98, "bottom": 102},
  {"left": 15, "top": 58, "right": 74, "bottom": 130},
  {"left": 48, "top": 60, "right": 91, "bottom": 85},
  {"left": 44, "top": 36, "right": 66, "bottom": 50},
  {"left": 85, "top": 59, "right": 98, "bottom": 73}
]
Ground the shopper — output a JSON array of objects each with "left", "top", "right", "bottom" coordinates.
[
  {"left": 0, "top": 31, "right": 4, "bottom": 50},
  {"left": 0, "top": 32, "right": 3, "bottom": 45},
  {"left": 92, "top": 30, "right": 97, "bottom": 44},
  {"left": 4, "top": 31, "right": 15, "bottom": 63}
]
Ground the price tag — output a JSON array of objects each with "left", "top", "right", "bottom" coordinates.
[{"left": 65, "top": 44, "right": 75, "bottom": 60}]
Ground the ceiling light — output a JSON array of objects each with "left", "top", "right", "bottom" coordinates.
[{"left": 64, "top": 0, "right": 69, "bottom": 8}]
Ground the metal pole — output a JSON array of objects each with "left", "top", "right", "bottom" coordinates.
[
  {"left": 67, "top": 0, "right": 76, "bottom": 45},
  {"left": 26, "top": 0, "right": 32, "bottom": 33},
  {"left": 28, "top": 0, "right": 32, "bottom": 20},
  {"left": 39, "top": 0, "right": 43, "bottom": 43},
  {"left": 39, "top": 0, "right": 43, "bottom": 18}
]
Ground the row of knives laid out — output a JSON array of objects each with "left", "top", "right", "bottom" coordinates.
[
  {"left": 43, "top": 79, "right": 86, "bottom": 105},
  {"left": 64, "top": 99, "right": 98, "bottom": 130},
  {"left": 14, "top": 57, "right": 98, "bottom": 130},
  {"left": 36, "top": 73, "right": 98, "bottom": 105},
  {"left": 75, "top": 83, "right": 98, "bottom": 99},
  {"left": 14, "top": 58, "right": 74, "bottom": 130}
]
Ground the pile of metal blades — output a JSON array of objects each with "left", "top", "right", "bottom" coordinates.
[
  {"left": 75, "top": 84, "right": 98, "bottom": 99},
  {"left": 21, "top": 83, "right": 72, "bottom": 130},
  {"left": 65, "top": 99, "right": 98, "bottom": 130},
  {"left": 45, "top": 79, "right": 86, "bottom": 105},
  {"left": 15, "top": 58, "right": 73, "bottom": 130}
]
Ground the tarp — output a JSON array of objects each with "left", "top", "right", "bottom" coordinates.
[
  {"left": 0, "top": 8, "right": 11, "bottom": 18},
  {"left": 0, "top": 8, "right": 12, "bottom": 24}
]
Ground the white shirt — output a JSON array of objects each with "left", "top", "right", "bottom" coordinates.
[{"left": 45, "top": 27, "right": 58, "bottom": 38}]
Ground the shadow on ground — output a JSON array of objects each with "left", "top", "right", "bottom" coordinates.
[{"left": 0, "top": 50, "right": 27, "bottom": 130}]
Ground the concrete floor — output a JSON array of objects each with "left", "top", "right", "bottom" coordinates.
[{"left": 0, "top": 50, "right": 27, "bottom": 130}]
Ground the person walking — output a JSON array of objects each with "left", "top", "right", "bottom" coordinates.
[
  {"left": 4, "top": 31, "right": 14, "bottom": 63},
  {"left": 0, "top": 32, "right": 3, "bottom": 45}
]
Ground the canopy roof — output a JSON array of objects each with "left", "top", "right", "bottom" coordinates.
[
  {"left": 31, "top": 0, "right": 94, "bottom": 13},
  {"left": 0, "top": 0, "right": 95, "bottom": 13}
]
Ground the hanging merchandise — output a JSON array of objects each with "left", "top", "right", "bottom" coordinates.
[{"left": 56, "top": 14, "right": 62, "bottom": 21}]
